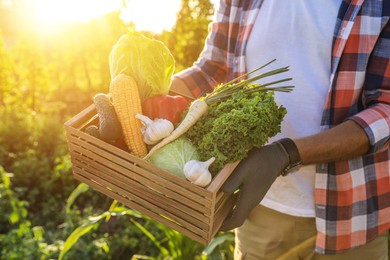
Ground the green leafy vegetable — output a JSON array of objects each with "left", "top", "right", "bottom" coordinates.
[
  {"left": 109, "top": 30, "right": 175, "bottom": 101},
  {"left": 144, "top": 59, "right": 293, "bottom": 159},
  {"left": 146, "top": 137, "right": 199, "bottom": 178},
  {"left": 185, "top": 90, "right": 286, "bottom": 174}
]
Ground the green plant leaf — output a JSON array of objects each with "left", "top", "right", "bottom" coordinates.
[
  {"left": 0, "top": 167, "right": 10, "bottom": 189},
  {"left": 202, "top": 232, "right": 235, "bottom": 256},
  {"left": 59, "top": 222, "right": 98, "bottom": 260},
  {"left": 59, "top": 211, "right": 111, "bottom": 260},
  {"left": 131, "top": 219, "right": 170, "bottom": 257},
  {"left": 32, "top": 226, "right": 44, "bottom": 241},
  {"left": 66, "top": 183, "right": 89, "bottom": 215},
  {"left": 9, "top": 211, "right": 19, "bottom": 224}
]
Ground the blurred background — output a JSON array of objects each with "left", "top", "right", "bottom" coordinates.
[{"left": 0, "top": 0, "right": 236, "bottom": 259}]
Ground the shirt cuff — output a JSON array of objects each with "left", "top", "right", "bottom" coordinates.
[
  {"left": 348, "top": 103, "right": 390, "bottom": 153},
  {"left": 173, "top": 67, "right": 216, "bottom": 99}
]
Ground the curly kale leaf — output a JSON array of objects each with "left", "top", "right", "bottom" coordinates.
[{"left": 185, "top": 91, "right": 286, "bottom": 174}]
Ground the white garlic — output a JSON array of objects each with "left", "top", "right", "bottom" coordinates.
[
  {"left": 135, "top": 114, "right": 174, "bottom": 145},
  {"left": 183, "top": 157, "right": 215, "bottom": 187}
]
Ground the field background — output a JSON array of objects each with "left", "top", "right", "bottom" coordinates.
[
  {"left": 0, "top": 0, "right": 388, "bottom": 259},
  {"left": 0, "top": 1, "right": 237, "bottom": 259}
]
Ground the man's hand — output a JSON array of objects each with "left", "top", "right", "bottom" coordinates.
[{"left": 220, "top": 140, "right": 297, "bottom": 231}]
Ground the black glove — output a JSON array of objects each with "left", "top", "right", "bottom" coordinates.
[{"left": 220, "top": 138, "right": 302, "bottom": 231}]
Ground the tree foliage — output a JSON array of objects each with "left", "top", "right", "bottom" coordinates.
[
  {"left": 1, "top": 0, "right": 387, "bottom": 258},
  {"left": 165, "top": 0, "right": 214, "bottom": 71},
  {"left": 0, "top": 1, "right": 236, "bottom": 259}
]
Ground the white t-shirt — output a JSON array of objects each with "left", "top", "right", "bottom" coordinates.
[{"left": 245, "top": 0, "right": 341, "bottom": 217}]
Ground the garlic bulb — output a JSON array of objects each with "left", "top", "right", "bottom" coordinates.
[
  {"left": 183, "top": 157, "right": 215, "bottom": 187},
  {"left": 136, "top": 114, "right": 174, "bottom": 145}
]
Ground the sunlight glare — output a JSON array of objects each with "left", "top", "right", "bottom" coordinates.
[
  {"left": 32, "top": 0, "right": 215, "bottom": 33},
  {"left": 121, "top": 0, "right": 181, "bottom": 33},
  {"left": 34, "top": 0, "right": 122, "bottom": 30}
]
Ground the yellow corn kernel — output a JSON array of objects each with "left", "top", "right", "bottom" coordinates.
[{"left": 109, "top": 74, "right": 148, "bottom": 157}]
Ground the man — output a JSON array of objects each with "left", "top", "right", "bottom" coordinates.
[{"left": 170, "top": 0, "right": 390, "bottom": 259}]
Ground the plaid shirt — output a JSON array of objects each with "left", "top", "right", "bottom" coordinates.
[{"left": 175, "top": 0, "right": 390, "bottom": 254}]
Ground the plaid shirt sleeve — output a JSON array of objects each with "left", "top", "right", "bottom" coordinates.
[
  {"left": 315, "top": 0, "right": 390, "bottom": 254},
  {"left": 172, "top": 0, "right": 390, "bottom": 255},
  {"left": 173, "top": 0, "right": 232, "bottom": 98},
  {"left": 349, "top": 20, "right": 390, "bottom": 153},
  {"left": 173, "top": 0, "right": 261, "bottom": 98}
]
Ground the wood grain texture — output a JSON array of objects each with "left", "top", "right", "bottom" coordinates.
[{"left": 64, "top": 104, "right": 237, "bottom": 245}]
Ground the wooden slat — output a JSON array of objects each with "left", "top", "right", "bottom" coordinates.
[
  {"left": 215, "top": 191, "right": 226, "bottom": 205},
  {"left": 214, "top": 191, "right": 232, "bottom": 213},
  {"left": 70, "top": 149, "right": 211, "bottom": 213},
  {"left": 67, "top": 119, "right": 234, "bottom": 197},
  {"left": 64, "top": 103, "right": 239, "bottom": 245},
  {"left": 206, "top": 161, "right": 239, "bottom": 193},
  {"left": 73, "top": 172, "right": 209, "bottom": 245},
  {"left": 204, "top": 190, "right": 233, "bottom": 233},
  {"left": 74, "top": 166, "right": 209, "bottom": 239},
  {"left": 210, "top": 194, "right": 237, "bottom": 239},
  {"left": 65, "top": 103, "right": 234, "bottom": 195},
  {"left": 68, "top": 143, "right": 212, "bottom": 209},
  {"left": 67, "top": 136, "right": 212, "bottom": 204},
  {"left": 206, "top": 192, "right": 229, "bottom": 238},
  {"left": 73, "top": 156, "right": 211, "bottom": 222},
  {"left": 64, "top": 104, "right": 96, "bottom": 129},
  {"left": 71, "top": 153, "right": 212, "bottom": 222},
  {"left": 68, "top": 127, "right": 194, "bottom": 187},
  {"left": 66, "top": 127, "right": 212, "bottom": 197},
  {"left": 215, "top": 192, "right": 232, "bottom": 215}
]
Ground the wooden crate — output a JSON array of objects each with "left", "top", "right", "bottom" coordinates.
[{"left": 64, "top": 104, "right": 238, "bottom": 245}]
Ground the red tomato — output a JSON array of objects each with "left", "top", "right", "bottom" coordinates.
[{"left": 142, "top": 94, "right": 190, "bottom": 125}]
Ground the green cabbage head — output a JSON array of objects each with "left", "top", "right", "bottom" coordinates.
[
  {"left": 109, "top": 30, "right": 175, "bottom": 101},
  {"left": 146, "top": 137, "right": 199, "bottom": 178}
]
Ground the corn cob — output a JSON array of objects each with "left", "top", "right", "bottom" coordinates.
[{"left": 109, "top": 74, "right": 148, "bottom": 157}]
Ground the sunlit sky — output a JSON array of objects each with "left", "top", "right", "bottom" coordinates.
[{"left": 28, "top": 0, "right": 217, "bottom": 33}]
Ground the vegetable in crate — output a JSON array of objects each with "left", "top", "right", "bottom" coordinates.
[
  {"left": 109, "top": 30, "right": 175, "bottom": 102},
  {"left": 144, "top": 59, "right": 293, "bottom": 159},
  {"left": 184, "top": 157, "right": 215, "bottom": 187},
  {"left": 142, "top": 94, "right": 190, "bottom": 125},
  {"left": 84, "top": 123, "right": 128, "bottom": 151},
  {"left": 109, "top": 74, "right": 148, "bottom": 157},
  {"left": 186, "top": 90, "right": 287, "bottom": 174},
  {"left": 146, "top": 137, "right": 199, "bottom": 178},
  {"left": 84, "top": 125, "right": 100, "bottom": 138},
  {"left": 135, "top": 113, "right": 174, "bottom": 145},
  {"left": 93, "top": 93, "right": 122, "bottom": 143}
]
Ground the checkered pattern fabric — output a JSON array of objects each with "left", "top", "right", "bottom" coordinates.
[
  {"left": 174, "top": 0, "right": 390, "bottom": 254},
  {"left": 315, "top": 0, "right": 390, "bottom": 254}
]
